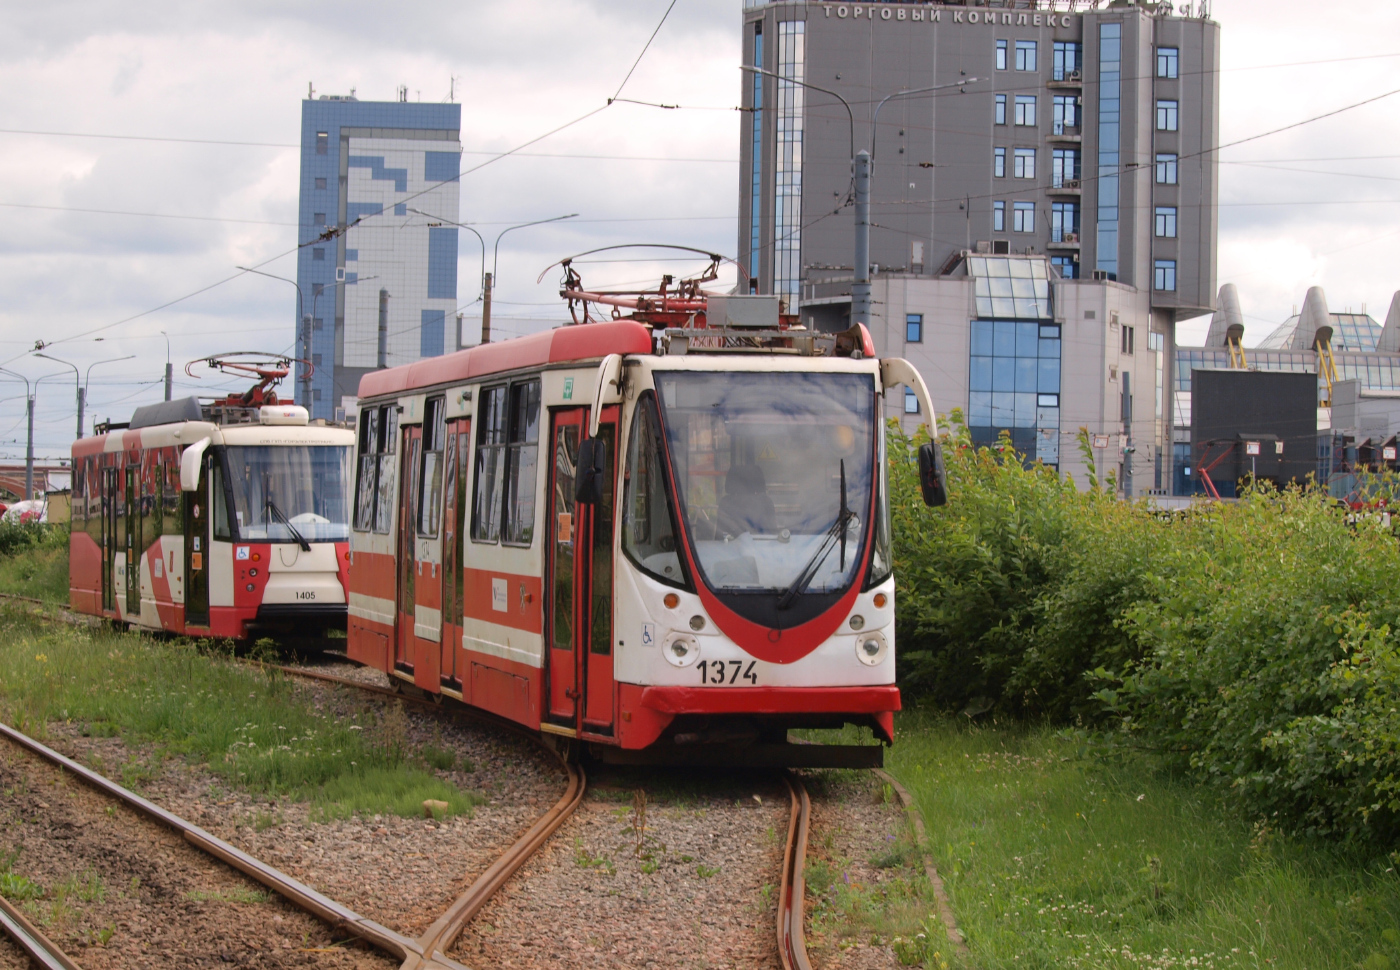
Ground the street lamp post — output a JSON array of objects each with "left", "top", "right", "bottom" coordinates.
[
  {"left": 160, "top": 331, "right": 172, "bottom": 401},
  {"left": 37, "top": 353, "right": 137, "bottom": 440},
  {"left": 0, "top": 368, "right": 69, "bottom": 499},
  {"left": 409, "top": 209, "right": 576, "bottom": 346},
  {"left": 237, "top": 266, "right": 308, "bottom": 406},
  {"left": 741, "top": 67, "right": 977, "bottom": 327},
  {"left": 487, "top": 214, "right": 578, "bottom": 344}
]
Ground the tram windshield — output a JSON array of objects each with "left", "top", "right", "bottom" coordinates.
[
  {"left": 220, "top": 445, "right": 352, "bottom": 543},
  {"left": 653, "top": 372, "right": 876, "bottom": 600}
]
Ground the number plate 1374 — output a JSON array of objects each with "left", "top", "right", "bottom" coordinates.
[{"left": 697, "top": 660, "right": 757, "bottom": 685}]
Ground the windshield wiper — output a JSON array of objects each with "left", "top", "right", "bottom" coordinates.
[
  {"left": 777, "top": 460, "right": 852, "bottom": 610},
  {"left": 266, "top": 499, "right": 311, "bottom": 551}
]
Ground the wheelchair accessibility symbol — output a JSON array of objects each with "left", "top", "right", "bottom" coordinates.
[{"left": 642, "top": 623, "right": 655, "bottom": 647}]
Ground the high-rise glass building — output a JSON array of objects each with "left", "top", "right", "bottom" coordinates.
[
  {"left": 297, "top": 96, "right": 462, "bottom": 421},
  {"left": 739, "top": 0, "right": 1220, "bottom": 495}
]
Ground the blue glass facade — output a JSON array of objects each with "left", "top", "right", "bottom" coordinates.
[
  {"left": 297, "top": 99, "right": 461, "bottom": 419},
  {"left": 1095, "top": 23, "right": 1120, "bottom": 280}
]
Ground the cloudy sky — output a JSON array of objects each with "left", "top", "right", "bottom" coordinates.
[{"left": 0, "top": 0, "right": 1397, "bottom": 460}]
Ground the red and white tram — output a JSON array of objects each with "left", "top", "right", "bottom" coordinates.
[
  {"left": 70, "top": 356, "right": 355, "bottom": 640},
  {"left": 347, "top": 265, "right": 945, "bottom": 764}
]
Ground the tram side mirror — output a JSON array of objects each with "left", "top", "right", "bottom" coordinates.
[
  {"left": 918, "top": 441, "right": 948, "bottom": 507},
  {"left": 575, "top": 437, "right": 607, "bottom": 505}
]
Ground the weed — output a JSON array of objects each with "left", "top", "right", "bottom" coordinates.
[
  {"left": 377, "top": 701, "right": 409, "bottom": 761},
  {"left": 53, "top": 870, "right": 105, "bottom": 904},
  {"left": 640, "top": 859, "right": 659, "bottom": 875},
  {"left": 310, "top": 766, "right": 482, "bottom": 821},
  {"left": 573, "top": 838, "right": 615, "bottom": 875},
  {"left": 696, "top": 864, "right": 722, "bottom": 879},
  {"left": 252, "top": 810, "right": 283, "bottom": 832},
  {"left": 422, "top": 744, "right": 457, "bottom": 772},
  {"left": 0, "top": 871, "right": 43, "bottom": 901},
  {"left": 86, "top": 924, "right": 116, "bottom": 947}
]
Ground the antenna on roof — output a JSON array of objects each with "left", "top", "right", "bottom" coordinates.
[{"left": 308, "top": 81, "right": 315, "bottom": 100}]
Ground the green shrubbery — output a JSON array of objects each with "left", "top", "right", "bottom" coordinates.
[{"left": 890, "top": 416, "right": 1400, "bottom": 843}]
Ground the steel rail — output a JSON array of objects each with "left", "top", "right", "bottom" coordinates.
[
  {"left": 270, "top": 664, "right": 588, "bottom": 967},
  {"left": 0, "top": 722, "right": 469, "bottom": 970},
  {"left": 778, "top": 772, "right": 814, "bottom": 970},
  {"left": 0, "top": 894, "right": 81, "bottom": 970}
]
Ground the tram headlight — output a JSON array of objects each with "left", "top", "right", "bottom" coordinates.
[
  {"left": 849, "top": 614, "right": 865, "bottom": 631},
  {"left": 664, "top": 634, "right": 699, "bottom": 668},
  {"left": 855, "top": 631, "right": 888, "bottom": 667},
  {"left": 689, "top": 614, "right": 705, "bottom": 631}
]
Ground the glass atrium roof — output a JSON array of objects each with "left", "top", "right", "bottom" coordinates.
[
  {"left": 1255, "top": 312, "right": 1381, "bottom": 352},
  {"left": 965, "top": 256, "right": 1052, "bottom": 321}
]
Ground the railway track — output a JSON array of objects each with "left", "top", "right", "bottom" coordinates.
[{"left": 0, "top": 595, "right": 821, "bottom": 968}]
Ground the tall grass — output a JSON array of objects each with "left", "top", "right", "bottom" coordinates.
[
  {"left": 890, "top": 417, "right": 1400, "bottom": 844},
  {"left": 0, "top": 607, "right": 477, "bottom": 818},
  {"left": 0, "top": 523, "right": 70, "bottom": 604},
  {"left": 880, "top": 714, "right": 1400, "bottom": 970}
]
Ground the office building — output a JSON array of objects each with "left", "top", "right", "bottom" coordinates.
[
  {"left": 738, "top": 0, "right": 1219, "bottom": 494},
  {"left": 297, "top": 95, "right": 462, "bottom": 421}
]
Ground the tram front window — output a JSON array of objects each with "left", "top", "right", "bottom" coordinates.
[
  {"left": 221, "top": 445, "right": 351, "bottom": 543},
  {"left": 653, "top": 372, "right": 876, "bottom": 606}
]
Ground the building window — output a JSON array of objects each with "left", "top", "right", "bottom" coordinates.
[
  {"left": 312, "top": 248, "right": 324, "bottom": 261},
  {"left": 1051, "top": 254, "right": 1078, "bottom": 279},
  {"left": 995, "top": 94, "right": 1007, "bottom": 125},
  {"left": 968, "top": 317, "right": 1062, "bottom": 465},
  {"left": 312, "top": 318, "right": 323, "bottom": 331},
  {"left": 315, "top": 131, "right": 328, "bottom": 155},
  {"left": 313, "top": 212, "right": 326, "bottom": 225},
  {"left": 1154, "top": 259, "right": 1177, "bottom": 291},
  {"left": 1014, "top": 95, "right": 1037, "bottom": 126},
  {"left": 904, "top": 388, "right": 920, "bottom": 414},
  {"left": 1052, "top": 95, "right": 1078, "bottom": 134},
  {"left": 1051, "top": 148, "right": 1079, "bottom": 187},
  {"left": 993, "top": 200, "right": 1005, "bottom": 231},
  {"left": 1121, "top": 325, "right": 1135, "bottom": 356},
  {"left": 1156, "top": 153, "right": 1178, "bottom": 184},
  {"left": 315, "top": 177, "right": 327, "bottom": 190},
  {"left": 1013, "top": 201, "right": 1035, "bottom": 233},
  {"left": 1015, "top": 40, "right": 1037, "bottom": 72},
  {"left": 1157, "top": 46, "right": 1179, "bottom": 79},
  {"left": 996, "top": 39, "right": 1008, "bottom": 71},
  {"left": 312, "top": 283, "right": 325, "bottom": 297},
  {"left": 313, "top": 388, "right": 322, "bottom": 401},
  {"left": 993, "top": 147, "right": 1006, "bottom": 178},
  {"left": 1050, "top": 201, "right": 1078, "bottom": 241},
  {"left": 1155, "top": 206, "right": 1178, "bottom": 238},
  {"left": 1013, "top": 148, "right": 1036, "bottom": 179},
  {"left": 774, "top": 21, "right": 805, "bottom": 303},
  {"left": 906, "top": 313, "right": 923, "bottom": 343},
  {"left": 1156, "top": 100, "right": 1179, "bottom": 131},
  {"left": 1052, "top": 41, "right": 1081, "bottom": 80},
  {"left": 472, "top": 379, "right": 542, "bottom": 545}
]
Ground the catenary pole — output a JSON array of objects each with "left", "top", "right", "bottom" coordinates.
[
  {"left": 377, "top": 289, "right": 389, "bottom": 368},
  {"left": 852, "top": 150, "right": 871, "bottom": 327}
]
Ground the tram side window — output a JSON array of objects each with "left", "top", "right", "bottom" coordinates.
[
  {"left": 472, "top": 378, "right": 541, "bottom": 545},
  {"left": 417, "top": 396, "right": 445, "bottom": 537},
  {"left": 354, "top": 404, "right": 398, "bottom": 533},
  {"left": 621, "top": 393, "right": 687, "bottom": 588},
  {"left": 163, "top": 452, "right": 181, "bottom": 538},
  {"left": 211, "top": 457, "right": 232, "bottom": 541}
]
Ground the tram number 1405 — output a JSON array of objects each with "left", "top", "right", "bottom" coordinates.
[{"left": 697, "top": 660, "right": 758, "bottom": 686}]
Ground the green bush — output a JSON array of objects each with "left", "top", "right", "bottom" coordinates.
[
  {"left": 0, "top": 521, "right": 67, "bottom": 557},
  {"left": 890, "top": 419, "right": 1400, "bottom": 843}
]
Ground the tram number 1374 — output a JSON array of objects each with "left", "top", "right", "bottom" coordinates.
[{"left": 698, "top": 660, "right": 758, "bottom": 686}]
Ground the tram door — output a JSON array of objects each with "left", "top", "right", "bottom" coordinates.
[
  {"left": 546, "top": 409, "right": 582, "bottom": 721},
  {"left": 582, "top": 413, "right": 618, "bottom": 732},
  {"left": 395, "top": 424, "right": 423, "bottom": 671},
  {"left": 546, "top": 407, "right": 618, "bottom": 732},
  {"left": 440, "top": 417, "right": 470, "bottom": 691},
  {"left": 124, "top": 465, "right": 140, "bottom": 616},
  {"left": 184, "top": 454, "right": 210, "bottom": 628},
  {"left": 101, "top": 466, "right": 117, "bottom": 612}
]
